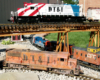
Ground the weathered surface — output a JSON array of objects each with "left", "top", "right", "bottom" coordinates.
[{"left": 0, "top": 72, "right": 39, "bottom": 80}]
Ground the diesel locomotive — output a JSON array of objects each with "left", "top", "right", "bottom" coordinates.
[
  {"left": 4, "top": 48, "right": 80, "bottom": 75},
  {"left": 9, "top": 2, "right": 86, "bottom": 23}
]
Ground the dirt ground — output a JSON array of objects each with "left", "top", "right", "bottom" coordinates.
[{"left": 8, "top": 44, "right": 28, "bottom": 49}]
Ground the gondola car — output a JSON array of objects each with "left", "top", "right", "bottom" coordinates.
[
  {"left": 9, "top": 2, "right": 86, "bottom": 23},
  {"left": 4, "top": 48, "right": 80, "bottom": 75}
]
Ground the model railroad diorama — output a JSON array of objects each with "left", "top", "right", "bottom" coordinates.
[{"left": 1, "top": 2, "right": 100, "bottom": 80}]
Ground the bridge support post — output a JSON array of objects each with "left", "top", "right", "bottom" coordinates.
[
  {"left": 88, "top": 31, "right": 100, "bottom": 47},
  {"left": 88, "top": 32, "right": 95, "bottom": 47},
  {"left": 97, "top": 31, "right": 99, "bottom": 47},
  {"left": 56, "top": 32, "right": 69, "bottom": 53}
]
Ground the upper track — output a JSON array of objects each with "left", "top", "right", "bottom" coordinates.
[{"left": 0, "top": 23, "right": 100, "bottom": 37}]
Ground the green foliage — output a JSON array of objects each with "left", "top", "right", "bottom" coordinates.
[
  {"left": 63, "top": 0, "right": 79, "bottom": 4},
  {"left": 45, "top": 32, "right": 90, "bottom": 48},
  {"left": 1, "top": 40, "right": 15, "bottom": 45}
]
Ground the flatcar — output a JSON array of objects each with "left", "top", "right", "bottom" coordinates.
[
  {"left": 4, "top": 48, "right": 80, "bottom": 75},
  {"left": 9, "top": 2, "right": 86, "bottom": 23},
  {"left": 73, "top": 46, "right": 100, "bottom": 70}
]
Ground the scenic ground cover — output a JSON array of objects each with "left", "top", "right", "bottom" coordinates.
[{"left": 45, "top": 32, "right": 91, "bottom": 48}]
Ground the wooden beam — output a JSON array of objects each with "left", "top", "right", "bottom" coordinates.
[
  {"left": 0, "top": 28, "right": 98, "bottom": 37},
  {"left": 59, "top": 33, "right": 63, "bottom": 51},
  {"left": 63, "top": 32, "right": 66, "bottom": 51},
  {"left": 69, "top": 29, "right": 98, "bottom": 32},
  {"left": 94, "top": 32, "right": 97, "bottom": 47},
  {"left": 56, "top": 33, "right": 60, "bottom": 52},
  {"left": 0, "top": 30, "right": 69, "bottom": 37},
  {"left": 89, "top": 32, "right": 94, "bottom": 47},
  {"left": 91, "top": 32, "right": 95, "bottom": 46},
  {"left": 67, "top": 32, "right": 69, "bottom": 53},
  {"left": 98, "top": 31, "right": 99, "bottom": 47}
]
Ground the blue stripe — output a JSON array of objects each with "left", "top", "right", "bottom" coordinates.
[{"left": 64, "top": 4, "right": 79, "bottom": 16}]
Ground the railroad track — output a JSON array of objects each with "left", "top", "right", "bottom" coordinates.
[
  {"left": 49, "top": 71, "right": 100, "bottom": 80},
  {"left": 0, "top": 23, "right": 100, "bottom": 33},
  {"left": 78, "top": 60, "right": 100, "bottom": 71},
  {"left": 0, "top": 22, "right": 100, "bottom": 37},
  {"left": 3, "top": 67, "right": 100, "bottom": 80}
]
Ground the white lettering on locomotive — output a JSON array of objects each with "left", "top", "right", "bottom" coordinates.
[
  {"left": 87, "top": 53, "right": 96, "bottom": 59},
  {"left": 48, "top": 7, "right": 63, "bottom": 12}
]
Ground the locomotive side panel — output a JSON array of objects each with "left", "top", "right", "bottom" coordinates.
[
  {"left": 6, "top": 49, "right": 22, "bottom": 64},
  {"left": 29, "top": 52, "right": 47, "bottom": 70},
  {"left": 21, "top": 51, "right": 31, "bottom": 65},
  {"left": 5, "top": 49, "right": 80, "bottom": 75}
]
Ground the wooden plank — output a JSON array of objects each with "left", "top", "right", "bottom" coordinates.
[
  {"left": 98, "top": 31, "right": 99, "bottom": 47},
  {"left": 67, "top": 32, "right": 69, "bottom": 53},
  {"left": 94, "top": 32, "right": 97, "bottom": 47},
  {"left": 91, "top": 32, "right": 95, "bottom": 46},
  {"left": 56, "top": 33, "right": 60, "bottom": 52},
  {"left": 89, "top": 32, "right": 94, "bottom": 47},
  {"left": 63, "top": 32, "right": 66, "bottom": 51},
  {"left": 59, "top": 33, "right": 63, "bottom": 51}
]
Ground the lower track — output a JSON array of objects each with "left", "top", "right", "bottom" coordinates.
[
  {"left": 3, "top": 67, "right": 100, "bottom": 80},
  {"left": 78, "top": 60, "right": 100, "bottom": 71}
]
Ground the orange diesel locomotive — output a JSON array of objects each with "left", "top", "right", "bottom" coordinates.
[{"left": 4, "top": 48, "right": 80, "bottom": 75}]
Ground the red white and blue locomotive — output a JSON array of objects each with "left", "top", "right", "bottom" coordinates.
[{"left": 9, "top": 2, "right": 86, "bottom": 23}]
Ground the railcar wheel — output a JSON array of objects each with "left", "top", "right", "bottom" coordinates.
[
  {"left": 70, "top": 70, "right": 74, "bottom": 75},
  {"left": 98, "top": 65, "right": 100, "bottom": 71}
]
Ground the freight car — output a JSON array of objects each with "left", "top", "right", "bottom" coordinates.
[
  {"left": 73, "top": 46, "right": 100, "bottom": 70},
  {"left": 9, "top": 2, "right": 86, "bottom": 23},
  {"left": 4, "top": 48, "right": 80, "bottom": 75},
  {"left": 87, "top": 7, "right": 100, "bottom": 22}
]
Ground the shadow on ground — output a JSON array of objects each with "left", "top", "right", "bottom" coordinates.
[{"left": 0, "top": 49, "right": 6, "bottom": 52}]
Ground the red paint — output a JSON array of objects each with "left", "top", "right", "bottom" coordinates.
[
  {"left": 17, "top": 8, "right": 21, "bottom": 10},
  {"left": 29, "top": 3, "right": 45, "bottom": 16},
  {"left": 24, "top": 2, "right": 34, "bottom": 6},
  {"left": 18, "top": 7, "right": 30, "bottom": 16}
]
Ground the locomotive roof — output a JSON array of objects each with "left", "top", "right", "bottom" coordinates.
[
  {"left": 88, "top": 7, "right": 100, "bottom": 9},
  {"left": 73, "top": 46, "right": 100, "bottom": 54},
  {"left": 87, "top": 46, "right": 100, "bottom": 49},
  {"left": 6, "top": 48, "right": 69, "bottom": 55},
  {"left": 72, "top": 46, "right": 87, "bottom": 51}
]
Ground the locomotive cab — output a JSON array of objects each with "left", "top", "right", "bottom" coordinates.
[{"left": 68, "top": 58, "right": 80, "bottom": 75}]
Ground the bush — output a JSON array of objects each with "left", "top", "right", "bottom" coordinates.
[{"left": 1, "top": 40, "right": 15, "bottom": 45}]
